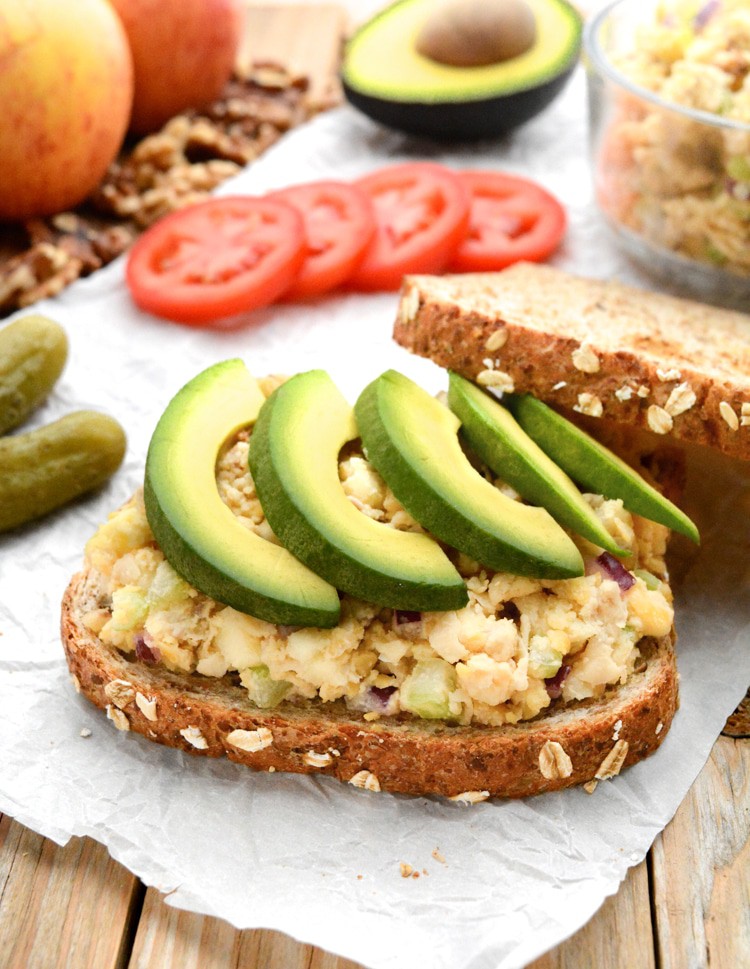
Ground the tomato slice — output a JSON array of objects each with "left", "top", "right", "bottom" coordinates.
[
  {"left": 268, "top": 180, "right": 376, "bottom": 299},
  {"left": 125, "top": 196, "right": 306, "bottom": 325},
  {"left": 450, "top": 171, "right": 567, "bottom": 273},
  {"left": 349, "top": 162, "right": 471, "bottom": 291}
]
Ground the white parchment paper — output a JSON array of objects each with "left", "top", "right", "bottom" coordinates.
[{"left": 1, "top": 55, "right": 749, "bottom": 969}]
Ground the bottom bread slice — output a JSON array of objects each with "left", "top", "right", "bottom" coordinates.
[{"left": 61, "top": 569, "right": 678, "bottom": 799}]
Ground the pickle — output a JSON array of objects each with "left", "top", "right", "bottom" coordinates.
[
  {"left": 0, "top": 411, "right": 126, "bottom": 531},
  {"left": 0, "top": 314, "right": 68, "bottom": 435}
]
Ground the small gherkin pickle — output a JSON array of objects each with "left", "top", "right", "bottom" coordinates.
[
  {"left": 0, "top": 314, "right": 68, "bottom": 435},
  {"left": 0, "top": 411, "right": 126, "bottom": 531}
]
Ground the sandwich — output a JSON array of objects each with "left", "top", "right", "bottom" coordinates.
[{"left": 61, "top": 264, "right": 750, "bottom": 800}]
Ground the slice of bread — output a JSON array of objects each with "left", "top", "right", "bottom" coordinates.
[
  {"left": 394, "top": 263, "right": 750, "bottom": 462},
  {"left": 62, "top": 567, "right": 677, "bottom": 800}
]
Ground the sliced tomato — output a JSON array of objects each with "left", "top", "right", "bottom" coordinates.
[
  {"left": 126, "top": 196, "right": 306, "bottom": 325},
  {"left": 268, "top": 180, "right": 376, "bottom": 299},
  {"left": 450, "top": 171, "right": 567, "bottom": 273},
  {"left": 349, "top": 162, "right": 471, "bottom": 291}
]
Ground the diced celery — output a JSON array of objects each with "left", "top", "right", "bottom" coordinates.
[
  {"left": 240, "top": 664, "right": 291, "bottom": 709},
  {"left": 400, "top": 658, "right": 460, "bottom": 720},
  {"left": 727, "top": 156, "right": 750, "bottom": 183},
  {"left": 110, "top": 586, "right": 148, "bottom": 631},
  {"left": 147, "top": 561, "right": 192, "bottom": 609},
  {"left": 528, "top": 636, "right": 563, "bottom": 679},
  {"left": 634, "top": 568, "right": 660, "bottom": 591}
]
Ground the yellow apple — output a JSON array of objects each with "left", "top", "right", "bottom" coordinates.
[
  {"left": 0, "top": 0, "right": 133, "bottom": 221},
  {"left": 108, "top": 0, "right": 244, "bottom": 134}
]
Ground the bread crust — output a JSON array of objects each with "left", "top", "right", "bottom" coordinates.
[
  {"left": 61, "top": 569, "right": 678, "bottom": 799},
  {"left": 394, "top": 263, "right": 750, "bottom": 462}
]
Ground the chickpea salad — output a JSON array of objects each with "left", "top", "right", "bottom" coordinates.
[
  {"left": 81, "top": 420, "right": 674, "bottom": 729},
  {"left": 600, "top": 0, "right": 750, "bottom": 276}
]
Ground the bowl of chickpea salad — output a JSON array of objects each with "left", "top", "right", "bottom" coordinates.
[{"left": 585, "top": 0, "right": 750, "bottom": 308}]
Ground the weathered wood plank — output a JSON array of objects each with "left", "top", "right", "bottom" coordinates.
[
  {"left": 237, "top": 3, "right": 347, "bottom": 103},
  {"left": 0, "top": 818, "right": 140, "bottom": 969},
  {"left": 527, "top": 861, "right": 655, "bottom": 969},
  {"left": 651, "top": 736, "right": 750, "bottom": 969},
  {"left": 128, "top": 886, "right": 364, "bottom": 969}
]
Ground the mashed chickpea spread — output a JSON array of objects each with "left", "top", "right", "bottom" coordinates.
[
  {"left": 82, "top": 425, "right": 674, "bottom": 728},
  {"left": 599, "top": 0, "right": 750, "bottom": 276}
]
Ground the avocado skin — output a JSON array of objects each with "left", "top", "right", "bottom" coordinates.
[
  {"left": 342, "top": 67, "right": 576, "bottom": 142},
  {"left": 248, "top": 371, "right": 468, "bottom": 612},
  {"left": 355, "top": 371, "right": 584, "bottom": 579},
  {"left": 506, "top": 394, "right": 701, "bottom": 544},
  {"left": 144, "top": 360, "right": 341, "bottom": 629},
  {"left": 447, "top": 373, "right": 626, "bottom": 555},
  {"left": 340, "top": 0, "right": 582, "bottom": 142}
]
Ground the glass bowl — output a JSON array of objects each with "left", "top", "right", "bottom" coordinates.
[{"left": 584, "top": 0, "right": 750, "bottom": 309}]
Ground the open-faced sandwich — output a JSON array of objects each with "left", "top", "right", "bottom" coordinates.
[{"left": 61, "top": 264, "right": 750, "bottom": 800}]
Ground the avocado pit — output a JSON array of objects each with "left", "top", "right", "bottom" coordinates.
[{"left": 415, "top": 0, "right": 537, "bottom": 69}]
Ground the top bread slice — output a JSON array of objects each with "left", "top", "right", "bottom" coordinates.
[{"left": 394, "top": 263, "right": 750, "bottom": 462}]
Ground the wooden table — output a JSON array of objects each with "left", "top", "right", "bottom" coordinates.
[
  {"left": 1, "top": 719, "right": 747, "bottom": 969},
  {"left": 2, "top": 4, "right": 748, "bottom": 967}
]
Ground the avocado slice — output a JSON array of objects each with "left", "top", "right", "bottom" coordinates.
[
  {"left": 247, "top": 370, "right": 468, "bottom": 612},
  {"left": 144, "top": 360, "right": 341, "bottom": 628},
  {"left": 506, "top": 393, "right": 700, "bottom": 543},
  {"left": 341, "top": 0, "right": 582, "bottom": 141},
  {"left": 447, "top": 373, "right": 627, "bottom": 555},
  {"left": 354, "top": 370, "right": 584, "bottom": 579}
]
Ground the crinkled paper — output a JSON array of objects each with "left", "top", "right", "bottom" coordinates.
[{"left": 1, "top": 46, "right": 749, "bottom": 969}]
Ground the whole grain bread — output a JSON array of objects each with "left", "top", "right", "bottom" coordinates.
[
  {"left": 62, "top": 568, "right": 678, "bottom": 800},
  {"left": 394, "top": 263, "right": 750, "bottom": 462}
]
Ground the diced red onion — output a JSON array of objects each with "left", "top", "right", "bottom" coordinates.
[
  {"left": 277, "top": 625, "right": 300, "bottom": 639},
  {"left": 392, "top": 610, "right": 423, "bottom": 638},
  {"left": 726, "top": 178, "right": 750, "bottom": 202},
  {"left": 394, "top": 610, "right": 421, "bottom": 625},
  {"left": 545, "top": 664, "right": 571, "bottom": 699},
  {"left": 370, "top": 685, "right": 397, "bottom": 707},
  {"left": 348, "top": 685, "right": 398, "bottom": 715},
  {"left": 498, "top": 601, "right": 521, "bottom": 623},
  {"left": 694, "top": 0, "right": 721, "bottom": 30},
  {"left": 587, "top": 552, "right": 635, "bottom": 592},
  {"left": 134, "top": 633, "right": 160, "bottom": 664}
]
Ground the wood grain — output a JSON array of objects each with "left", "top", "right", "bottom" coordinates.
[
  {"left": 0, "top": 818, "right": 140, "bottom": 969},
  {"left": 528, "top": 861, "right": 655, "bottom": 969},
  {"left": 237, "top": 3, "right": 348, "bottom": 103},
  {"left": 651, "top": 736, "right": 750, "bottom": 969},
  {"left": 128, "top": 886, "right": 363, "bottom": 969}
]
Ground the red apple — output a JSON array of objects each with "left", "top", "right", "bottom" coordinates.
[
  {"left": 108, "top": 0, "right": 245, "bottom": 134},
  {"left": 0, "top": 0, "right": 133, "bottom": 221}
]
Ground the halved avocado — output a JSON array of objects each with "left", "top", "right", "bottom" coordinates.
[
  {"left": 144, "top": 360, "right": 341, "bottom": 628},
  {"left": 247, "top": 369, "right": 468, "bottom": 612},
  {"left": 355, "top": 370, "right": 584, "bottom": 578},
  {"left": 341, "top": 0, "right": 582, "bottom": 141}
]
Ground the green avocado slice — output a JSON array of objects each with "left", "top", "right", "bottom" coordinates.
[
  {"left": 247, "top": 370, "right": 468, "bottom": 612},
  {"left": 354, "top": 370, "right": 584, "bottom": 579},
  {"left": 144, "top": 360, "right": 341, "bottom": 628},
  {"left": 506, "top": 393, "right": 700, "bottom": 544},
  {"left": 447, "top": 373, "right": 627, "bottom": 555}
]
